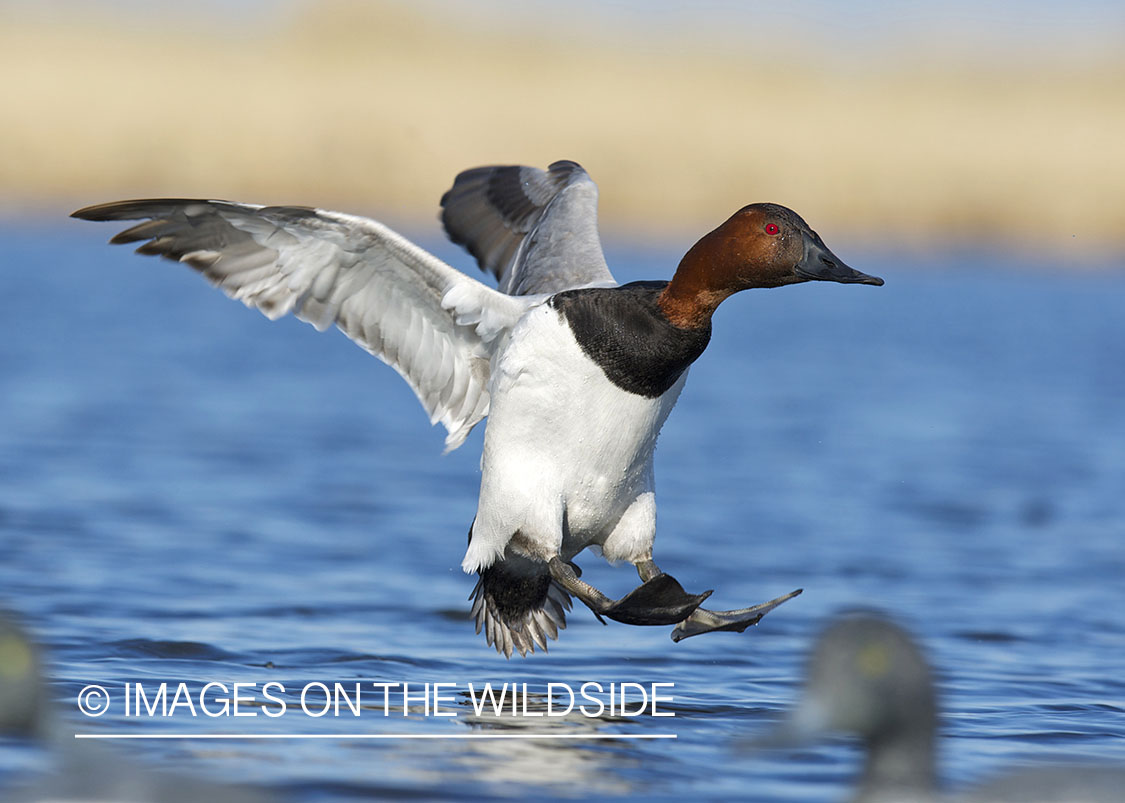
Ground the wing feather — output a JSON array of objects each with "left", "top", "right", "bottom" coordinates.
[
  {"left": 73, "top": 199, "right": 530, "bottom": 450},
  {"left": 440, "top": 160, "right": 617, "bottom": 296}
]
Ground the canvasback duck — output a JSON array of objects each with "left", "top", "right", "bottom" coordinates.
[
  {"left": 762, "top": 613, "right": 1125, "bottom": 803},
  {"left": 73, "top": 160, "right": 882, "bottom": 657}
]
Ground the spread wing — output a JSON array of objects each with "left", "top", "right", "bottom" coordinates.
[
  {"left": 72, "top": 199, "right": 531, "bottom": 451},
  {"left": 440, "top": 160, "right": 617, "bottom": 296}
]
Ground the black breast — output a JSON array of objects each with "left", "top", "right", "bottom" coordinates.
[{"left": 550, "top": 281, "right": 712, "bottom": 398}]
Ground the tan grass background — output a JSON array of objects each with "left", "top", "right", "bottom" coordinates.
[{"left": 2, "top": 2, "right": 1123, "bottom": 259}]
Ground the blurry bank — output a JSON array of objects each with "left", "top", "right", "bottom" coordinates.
[{"left": 1, "top": 0, "right": 1123, "bottom": 261}]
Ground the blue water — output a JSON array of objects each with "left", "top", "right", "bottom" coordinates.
[{"left": 2, "top": 219, "right": 1123, "bottom": 800}]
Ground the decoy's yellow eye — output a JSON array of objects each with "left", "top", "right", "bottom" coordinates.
[{"left": 765, "top": 223, "right": 780, "bottom": 236}]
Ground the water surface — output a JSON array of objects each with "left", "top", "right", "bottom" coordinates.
[{"left": 1, "top": 222, "right": 1123, "bottom": 800}]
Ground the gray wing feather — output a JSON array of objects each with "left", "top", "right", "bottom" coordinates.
[
  {"left": 73, "top": 199, "right": 529, "bottom": 451},
  {"left": 440, "top": 160, "right": 617, "bottom": 296}
]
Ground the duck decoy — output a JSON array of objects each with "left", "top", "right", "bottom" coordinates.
[
  {"left": 0, "top": 614, "right": 277, "bottom": 802},
  {"left": 763, "top": 612, "right": 1125, "bottom": 802}
]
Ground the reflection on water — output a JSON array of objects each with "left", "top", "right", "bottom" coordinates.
[
  {"left": 1, "top": 224, "right": 1124, "bottom": 800},
  {"left": 455, "top": 691, "right": 640, "bottom": 794}
]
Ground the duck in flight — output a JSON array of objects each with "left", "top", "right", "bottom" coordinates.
[{"left": 73, "top": 160, "right": 883, "bottom": 657}]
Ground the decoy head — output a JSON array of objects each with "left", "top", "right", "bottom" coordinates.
[
  {"left": 0, "top": 614, "right": 48, "bottom": 738},
  {"left": 787, "top": 614, "right": 935, "bottom": 742},
  {"left": 763, "top": 613, "right": 939, "bottom": 800}
]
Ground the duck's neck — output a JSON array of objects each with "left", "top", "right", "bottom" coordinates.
[
  {"left": 858, "top": 727, "right": 938, "bottom": 802},
  {"left": 657, "top": 225, "right": 746, "bottom": 330}
]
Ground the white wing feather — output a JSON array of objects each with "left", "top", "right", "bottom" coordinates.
[{"left": 74, "top": 199, "right": 531, "bottom": 450}]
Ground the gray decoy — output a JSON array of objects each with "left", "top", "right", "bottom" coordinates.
[
  {"left": 764, "top": 613, "right": 1125, "bottom": 803},
  {"left": 0, "top": 614, "right": 277, "bottom": 802}
]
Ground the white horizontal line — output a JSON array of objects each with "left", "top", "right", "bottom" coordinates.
[{"left": 74, "top": 732, "right": 676, "bottom": 740}]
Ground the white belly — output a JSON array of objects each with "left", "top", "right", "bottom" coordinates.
[{"left": 462, "top": 303, "right": 687, "bottom": 572}]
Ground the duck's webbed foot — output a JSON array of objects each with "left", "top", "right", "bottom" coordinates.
[
  {"left": 548, "top": 557, "right": 712, "bottom": 626},
  {"left": 669, "top": 588, "right": 803, "bottom": 642}
]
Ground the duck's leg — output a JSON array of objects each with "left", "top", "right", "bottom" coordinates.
[
  {"left": 669, "top": 588, "right": 803, "bottom": 642},
  {"left": 548, "top": 557, "right": 712, "bottom": 626},
  {"left": 634, "top": 558, "right": 802, "bottom": 641}
]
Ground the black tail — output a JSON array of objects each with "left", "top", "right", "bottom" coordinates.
[{"left": 469, "top": 554, "right": 571, "bottom": 658}]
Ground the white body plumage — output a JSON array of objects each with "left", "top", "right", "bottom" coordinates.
[{"left": 465, "top": 301, "right": 688, "bottom": 573}]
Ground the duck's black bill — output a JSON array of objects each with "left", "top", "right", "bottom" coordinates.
[
  {"left": 796, "top": 235, "right": 884, "bottom": 286},
  {"left": 800, "top": 262, "right": 884, "bottom": 286}
]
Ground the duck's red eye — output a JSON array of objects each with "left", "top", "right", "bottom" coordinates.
[{"left": 765, "top": 223, "right": 780, "bottom": 236}]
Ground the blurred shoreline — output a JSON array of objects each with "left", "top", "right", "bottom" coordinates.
[{"left": 3, "top": 1, "right": 1123, "bottom": 263}]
